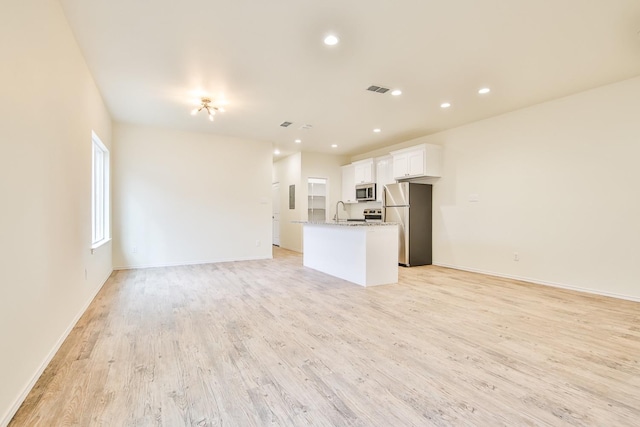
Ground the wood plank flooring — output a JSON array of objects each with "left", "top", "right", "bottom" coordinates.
[{"left": 9, "top": 247, "right": 640, "bottom": 426}]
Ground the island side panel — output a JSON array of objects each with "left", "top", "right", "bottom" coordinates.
[
  {"left": 365, "top": 224, "right": 399, "bottom": 286},
  {"left": 303, "top": 224, "right": 367, "bottom": 285}
]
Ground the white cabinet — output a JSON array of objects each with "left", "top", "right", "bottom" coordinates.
[
  {"left": 353, "top": 159, "right": 376, "bottom": 184},
  {"left": 375, "top": 155, "right": 395, "bottom": 201},
  {"left": 392, "top": 149, "right": 424, "bottom": 178},
  {"left": 303, "top": 223, "right": 399, "bottom": 287},
  {"left": 341, "top": 164, "right": 356, "bottom": 203},
  {"left": 354, "top": 164, "right": 370, "bottom": 184},
  {"left": 353, "top": 159, "right": 375, "bottom": 184},
  {"left": 391, "top": 144, "right": 442, "bottom": 179},
  {"left": 343, "top": 159, "right": 374, "bottom": 203}
]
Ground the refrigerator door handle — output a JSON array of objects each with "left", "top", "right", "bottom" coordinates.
[
  {"left": 402, "top": 207, "right": 410, "bottom": 265},
  {"left": 382, "top": 186, "right": 386, "bottom": 208}
]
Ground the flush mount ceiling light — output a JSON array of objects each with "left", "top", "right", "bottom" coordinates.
[
  {"left": 373, "top": 128, "right": 381, "bottom": 133},
  {"left": 324, "top": 34, "right": 339, "bottom": 46},
  {"left": 331, "top": 144, "right": 338, "bottom": 148},
  {"left": 274, "top": 149, "right": 281, "bottom": 155},
  {"left": 294, "top": 139, "right": 302, "bottom": 144},
  {"left": 391, "top": 89, "right": 402, "bottom": 96},
  {"left": 478, "top": 87, "right": 491, "bottom": 95},
  {"left": 191, "top": 97, "right": 225, "bottom": 121},
  {"left": 440, "top": 102, "right": 451, "bottom": 108}
]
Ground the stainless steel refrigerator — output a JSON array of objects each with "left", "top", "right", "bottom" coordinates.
[{"left": 383, "top": 182, "right": 432, "bottom": 266}]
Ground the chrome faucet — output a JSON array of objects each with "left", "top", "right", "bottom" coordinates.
[{"left": 335, "top": 200, "right": 346, "bottom": 222}]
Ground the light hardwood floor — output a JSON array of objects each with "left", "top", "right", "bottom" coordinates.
[{"left": 10, "top": 247, "right": 640, "bottom": 426}]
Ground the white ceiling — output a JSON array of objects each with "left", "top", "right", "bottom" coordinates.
[{"left": 59, "top": 0, "right": 640, "bottom": 157}]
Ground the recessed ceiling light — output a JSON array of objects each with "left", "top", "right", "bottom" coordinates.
[
  {"left": 274, "top": 149, "right": 280, "bottom": 155},
  {"left": 373, "top": 128, "right": 381, "bottom": 133},
  {"left": 391, "top": 89, "right": 402, "bottom": 96},
  {"left": 440, "top": 102, "right": 451, "bottom": 108},
  {"left": 331, "top": 144, "right": 338, "bottom": 148},
  {"left": 324, "top": 35, "right": 339, "bottom": 46},
  {"left": 478, "top": 87, "right": 491, "bottom": 95},
  {"left": 294, "top": 139, "right": 301, "bottom": 144}
]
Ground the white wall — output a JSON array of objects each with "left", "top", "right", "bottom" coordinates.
[
  {"left": 0, "top": 1, "right": 113, "bottom": 424},
  {"left": 433, "top": 76, "right": 640, "bottom": 300},
  {"left": 112, "top": 123, "right": 272, "bottom": 268},
  {"left": 353, "top": 77, "right": 640, "bottom": 301}
]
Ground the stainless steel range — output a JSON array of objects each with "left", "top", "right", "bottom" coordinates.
[{"left": 363, "top": 208, "right": 382, "bottom": 223}]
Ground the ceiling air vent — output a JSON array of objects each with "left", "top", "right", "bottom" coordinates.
[
  {"left": 300, "top": 124, "right": 313, "bottom": 130},
  {"left": 367, "top": 85, "right": 390, "bottom": 94},
  {"left": 280, "top": 121, "right": 293, "bottom": 127}
]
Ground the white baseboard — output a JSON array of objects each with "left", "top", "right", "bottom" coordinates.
[
  {"left": 1, "top": 269, "right": 113, "bottom": 427},
  {"left": 114, "top": 255, "right": 272, "bottom": 271},
  {"left": 433, "top": 262, "right": 640, "bottom": 303}
]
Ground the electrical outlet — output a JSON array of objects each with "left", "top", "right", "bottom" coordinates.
[
  {"left": 514, "top": 252, "right": 519, "bottom": 261},
  {"left": 84, "top": 268, "right": 88, "bottom": 280},
  {"left": 132, "top": 246, "right": 137, "bottom": 254},
  {"left": 256, "top": 240, "right": 261, "bottom": 247}
]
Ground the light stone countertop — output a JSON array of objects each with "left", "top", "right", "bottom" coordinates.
[{"left": 294, "top": 221, "right": 397, "bottom": 227}]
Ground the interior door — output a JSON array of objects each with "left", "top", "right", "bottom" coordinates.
[{"left": 272, "top": 182, "right": 280, "bottom": 246}]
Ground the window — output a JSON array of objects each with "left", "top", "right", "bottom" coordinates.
[{"left": 92, "top": 131, "right": 110, "bottom": 248}]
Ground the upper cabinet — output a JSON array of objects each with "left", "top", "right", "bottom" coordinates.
[
  {"left": 390, "top": 144, "right": 442, "bottom": 179},
  {"left": 340, "top": 145, "right": 441, "bottom": 203},
  {"left": 341, "top": 164, "right": 357, "bottom": 204},
  {"left": 353, "top": 158, "right": 375, "bottom": 184},
  {"left": 375, "top": 155, "right": 394, "bottom": 202}
]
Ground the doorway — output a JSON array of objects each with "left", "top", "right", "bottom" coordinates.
[{"left": 307, "top": 177, "right": 328, "bottom": 221}]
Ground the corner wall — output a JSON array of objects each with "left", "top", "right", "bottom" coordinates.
[
  {"left": 0, "top": 1, "right": 113, "bottom": 424},
  {"left": 112, "top": 123, "right": 273, "bottom": 268},
  {"left": 431, "top": 76, "right": 640, "bottom": 300},
  {"left": 353, "top": 76, "right": 640, "bottom": 300}
]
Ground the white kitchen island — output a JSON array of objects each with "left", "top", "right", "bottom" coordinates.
[{"left": 300, "top": 221, "right": 399, "bottom": 287}]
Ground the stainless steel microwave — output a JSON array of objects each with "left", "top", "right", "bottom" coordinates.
[{"left": 355, "top": 183, "right": 376, "bottom": 201}]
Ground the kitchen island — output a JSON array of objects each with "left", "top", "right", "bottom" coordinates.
[{"left": 299, "top": 221, "right": 399, "bottom": 287}]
